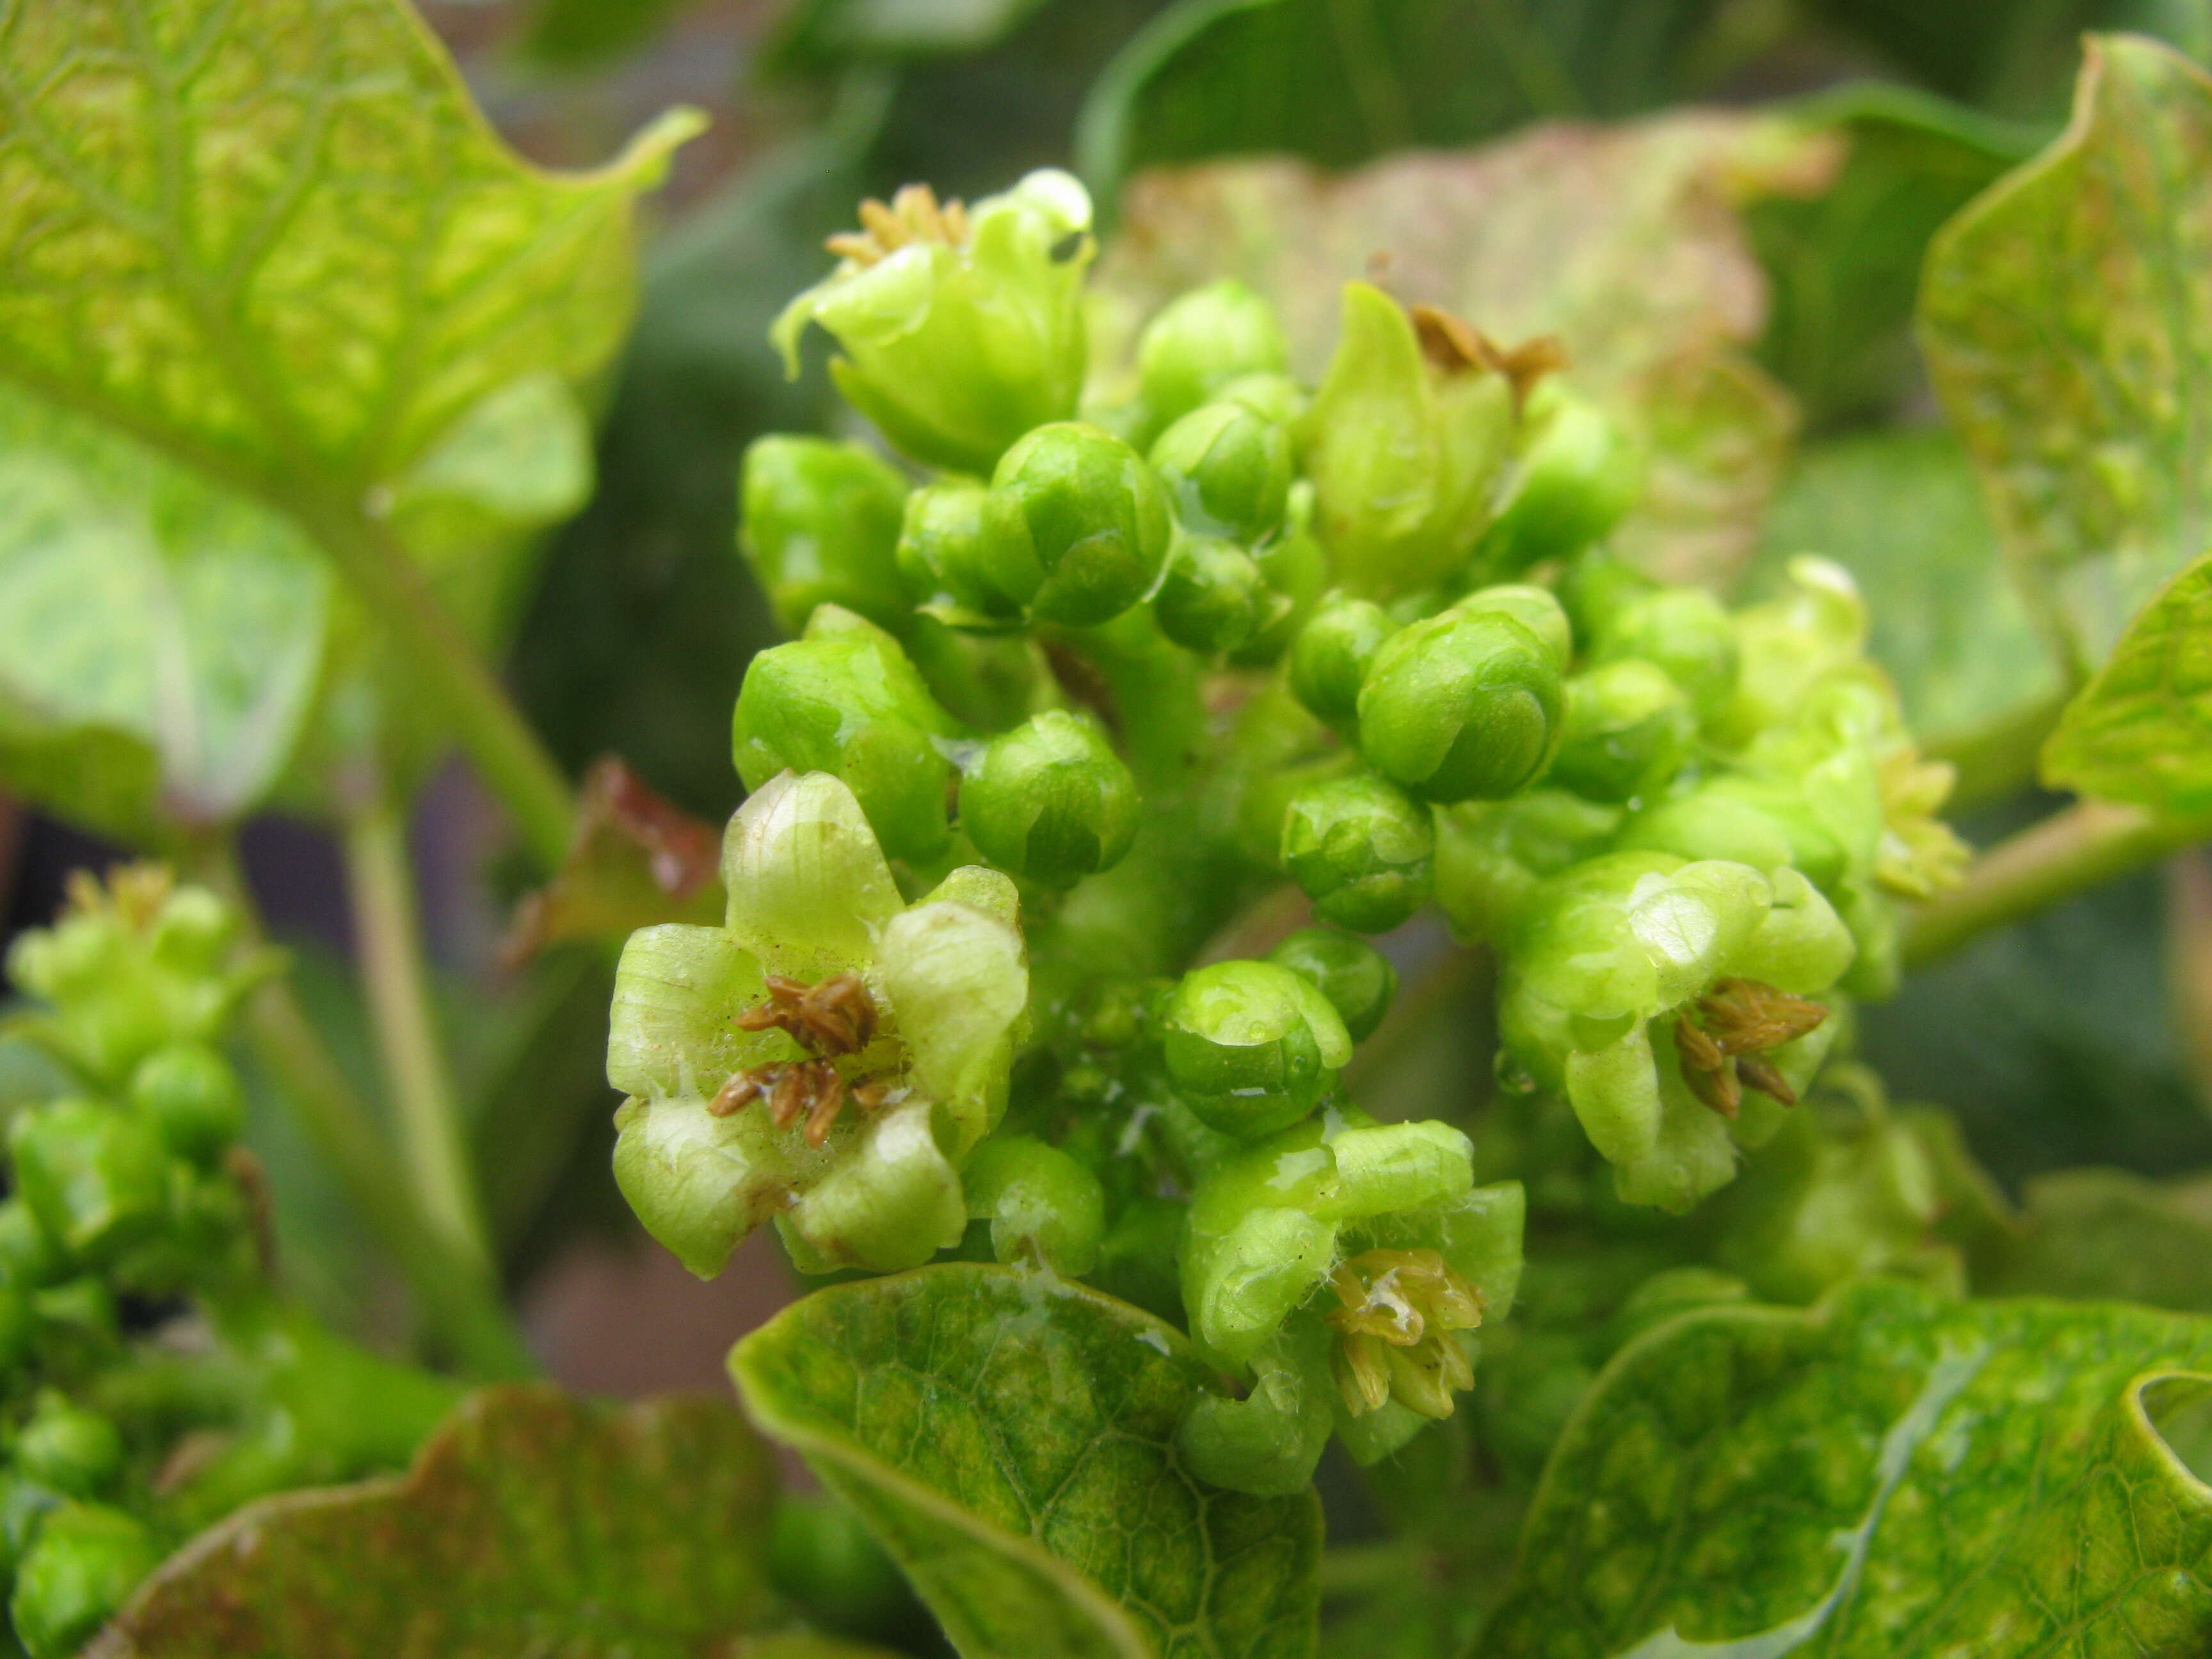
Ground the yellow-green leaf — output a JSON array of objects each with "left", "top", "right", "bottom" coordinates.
[
  {"left": 95, "top": 1386, "right": 789, "bottom": 1658},
  {"left": 1919, "top": 33, "right": 2212, "bottom": 678},
  {"left": 732, "top": 1263, "right": 1322, "bottom": 1659},
  {"left": 1484, "top": 1277, "right": 2212, "bottom": 1657},
  {"left": 2042, "top": 549, "right": 2212, "bottom": 813}
]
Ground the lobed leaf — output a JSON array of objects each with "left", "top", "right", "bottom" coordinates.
[
  {"left": 0, "top": 0, "right": 695, "bottom": 821},
  {"left": 2042, "top": 550, "right": 2212, "bottom": 814},
  {"left": 1484, "top": 1276, "right": 2212, "bottom": 1656},
  {"left": 1089, "top": 115, "right": 1835, "bottom": 587},
  {"left": 94, "top": 1386, "right": 790, "bottom": 1658},
  {"left": 0, "top": 383, "right": 326, "bottom": 841},
  {"left": 732, "top": 1262, "right": 1322, "bottom": 1659},
  {"left": 1919, "top": 33, "right": 2212, "bottom": 680}
]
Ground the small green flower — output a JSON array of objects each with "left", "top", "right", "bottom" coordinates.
[
  {"left": 1299, "top": 285, "right": 1517, "bottom": 600},
  {"left": 737, "top": 435, "right": 913, "bottom": 634},
  {"left": 1498, "top": 851, "right": 1855, "bottom": 1212},
  {"left": 1132, "top": 280, "right": 1291, "bottom": 447},
  {"left": 609, "top": 771, "right": 1029, "bottom": 1277},
  {"left": 771, "top": 174, "right": 1094, "bottom": 473}
]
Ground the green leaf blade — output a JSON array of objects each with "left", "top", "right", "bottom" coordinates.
[
  {"left": 1919, "top": 32, "right": 2212, "bottom": 679},
  {"left": 95, "top": 1386, "right": 785, "bottom": 1658},
  {"left": 1484, "top": 1278, "right": 2212, "bottom": 1657},
  {"left": 732, "top": 1263, "right": 1322, "bottom": 1659},
  {"left": 2042, "top": 550, "right": 2212, "bottom": 813}
]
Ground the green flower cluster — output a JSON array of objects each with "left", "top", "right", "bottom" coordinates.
[
  {"left": 607, "top": 170, "right": 1962, "bottom": 1498},
  {"left": 0, "top": 869, "right": 457, "bottom": 1655}
]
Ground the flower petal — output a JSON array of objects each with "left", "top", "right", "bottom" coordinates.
[
  {"left": 780, "top": 1099, "right": 966, "bottom": 1273},
  {"left": 611, "top": 1094, "right": 834, "bottom": 1279},
  {"left": 874, "top": 896, "right": 1028, "bottom": 1153},
  {"left": 606, "top": 924, "right": 772, "bottom": 1100},
  {"left": 723, "top": 771, "right": 903, "bottom": 981}
]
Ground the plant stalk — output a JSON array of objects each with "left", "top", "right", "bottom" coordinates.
[
  {"left": 1902, "top": 799, "right": 2209, "bottom": 967},
  {"left": 202, "top": 849, "right": 533, "bottom": 1377},
  {"left": 287, "top": 491, "right": 574, "bottom": 874},
  {"left": 340, "top": 796, "right": 497, "bottom": 1285}
]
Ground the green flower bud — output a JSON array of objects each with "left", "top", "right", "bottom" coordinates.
[
  {"left": 894, "top": 477, "right": 1011, "bottom": 625},
  {"left": 738, "top": 435, "right": 911, "bottom": 634},
  {"left": 1356, "top": 609, "right": 1564, "bottom": 803},
  {"left": 962, "top": 1134, "right": 1105, "bottom": 1274},
  {"left": 5, "top": 869, "right": 257, "bottom": 1087},
  {"left": 1617, "top": 776, "right": 1850, "bottom": 894},
  {"left": 768, "top": 1494, "right": 916, "bottom": 1642},
  {"left": 732, "top": 607, "right": 961, "bottom": 863},
  {"left": 1268, "top": 927, "right": 1398, "bottom": 1043},
  {"left": 1154, "top": 534, "right": 1272, "bottom": 654},
  {"left": 1450, "top": 584, "right": 1571, "bottom": 671},
  {"left": 0, "top": 1282, "right": 34, "bottom": 1377},
  {"left": 14, "top": 1397, "right": 121, "bottom": 1500},
  {"left": 1280, "top": 773, "right": 1435, "bottom": 934},
  {"left": 1288, "top": 594, "right": 1396, "bottom": 726},
  {"left": 1715, "top": 556, "right": 1871, "bottom": 744},
  {"left": 771, "top": 172, "right": 1094, "bottom": 473},
  {"left": 129, "top": 1042, "right": 245, "bottom": 1166},
  {"left": 1148, "top": 398, "right": 1293, "bottom": 543},
  {"left": 1478, "top": 383, "right": 1641, "bottom": 574},
  {"left": 958, "top": 710, "right": 1139, "bottom": 886},
  {"left": 9, "top": 1502, "right": 159, "bottom": 1659},
  {"left": 1549, "top": 659, "right": 1696, "bottom": 803},
  {"left": 980, "top": 423, "right": 1173, "bottom": 626},
  {"left": 1178, "top": 1322, "right": 1334, "bottom": 1497},
  {"left": 1135, "top": 280, "right": 1290, "bottom": 444},
  {"left": 1300, "top": 284, "right": 1515, "bottom": 599},
  {"left": 11, "top": 1100, "right": 168, "bottom": 1263},
  {"left": 1590, "top": 587, "right": 1740, "bottom": 718},
  {"left": 0, "top": 1473, "right": 61, "bottom": 1576},
  {"left": 0, "top": 1201, "right": 67, "bottom": 1291},
  {"left": 1162, "top": 961, "right": 1352, "bottom": 1139}
]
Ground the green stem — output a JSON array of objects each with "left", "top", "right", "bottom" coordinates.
[
  {"left": 203, "top": 851, "right": 534, "bottom": 1378},
  {"left": 1901, "top": 799, "right": 2210, "bottom": 967},
  {"left": 340, "top": 796, "right": 495, "bottom": 1283},
  {"left": 285, "top": 492, "right": 574, "bottom": 874}
]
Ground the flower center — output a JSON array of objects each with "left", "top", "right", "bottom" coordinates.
[
  {"left": 1674, "top": 977, "right": 1828, "bottom": 1118},
  {"left": 824, "top": 183, "right": 972, "bottom": 268},
  {"left": 710, "top": 973, "right": 899, "bottom": 1146},
  {"left": 1324, "top": 1247, "right": 1484, "bottom": 1418}
]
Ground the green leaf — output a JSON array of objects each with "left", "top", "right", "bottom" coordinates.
[
  {"left": 1752, "top": 428, "right": 2058, "bottom": 748},
  {"left": 2042, "top": 550, "right": 2212, "bottom": 813},
  {"left": 0, "top": 385, "right": 327, "bottom": 842},
  {"left": 1919, "top": 33, "right": 2212, "bottom": 680},
  {"left": 1089, "top": 116, "right": 1835, "bottom": 586},
  {"left": 1749, "top": 84, "right": 2038, "bottom": 429},
  {"left": 1074, "top": 0, "right": 1737, "bottom": 207},
  {"left": 95, "top": 1386, "right": 789, "bottom": 1658},
  {"left": 1484, "top": 1276, "right": 2212, "bottom": 1656},
  {"left": 731, "top": 1263, "right": 1323, "bottom": 1659},
  {"left": 0, "top": 0, "right": 696, "bottom": 824}
]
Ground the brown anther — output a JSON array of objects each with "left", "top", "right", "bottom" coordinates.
[
  {"left": 707, "top": 1070, "right": 765, "bottom": 1118},
  {"left": 1324, "top": 1248, "right": 1484, "bottom": 1419},
  {"left": 1735, "top": 1053, "right": 1797, "bottom": 1107},
  {"left": 851, "top": 1078, "right": 895, "bottom": 1113},
  {"left": 1407, "top": 305, "right": 1567, "bottom": 403},
  {"left": 1695, "top": 978, "right": 1827, "bottom": 1057},
  {"left": 802, "top": 1066, "right": 847, "bottom": 1148},
  {"left": 1676, "top": 979, "right": 1827, "bottom": 1118},
  {"left": 767, "top": 1064, "right": 810, "bottom": 1129},
  {"left": 824, "top": 184, "right": 972, "bottom": 268},
  {"left": 736, "top": 972, "right": 879, "bottom": 1059}
]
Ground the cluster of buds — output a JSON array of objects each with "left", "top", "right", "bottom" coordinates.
[{"left": 605, "top": 165, "right": 1966, "bottom": 1499}]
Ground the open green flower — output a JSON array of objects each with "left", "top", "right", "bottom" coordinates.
[
  {"left": 608, "top": 771, "right": 1029, "bottom": 1278},
  {"left": 770, "top": 172, "right": 1094, "bottom": 474},
  {"left": 1498, "top": 851, "right": 1855, "bottom": 1212}
]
